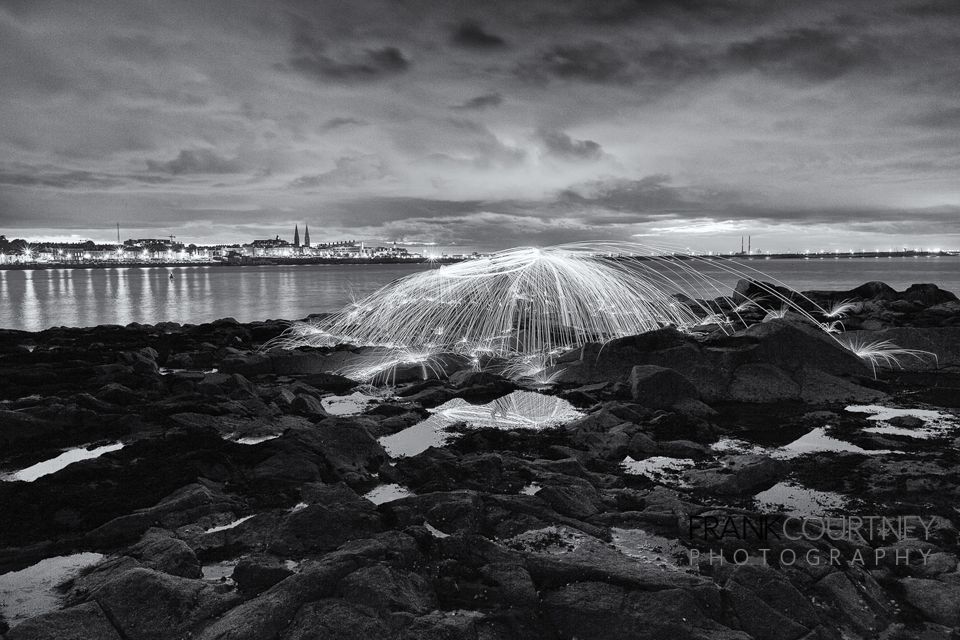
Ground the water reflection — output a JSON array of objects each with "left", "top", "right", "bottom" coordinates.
[
  {"left": 0, "top": 263, "right": 431, "bottom": 331},
  {"left": 379, "top": 391, "right": 582, "bottom": 458}
]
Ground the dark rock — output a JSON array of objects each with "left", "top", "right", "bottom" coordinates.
[
  {"left": 339, "top": 564, "right": 436, "bottom": 614},
  {"left": 280, "top": 599, "right": 389, "bottom": 640},
  {"left": 380, "top": 490, "right": 484, "bottom": 536},
  {"left": 4, "top": 601, "right": 123, "bottom": 640},
  {"left": 902, "top": 283, "right": 958, "bottom": 306},
  {"left": 541, "top": 581, "right": 741, "bottom": 640},
  {"left": 848, "top": 281, "right": 898, "bottom": 300},
  {"left": 233, "top": 554, "right": 294, "bottom": 596},
  {"left": 299, "top": 372, "right": 357, "bottom": 393},
  {"left": 126, "top": 527, "right": 201, "bottom": 578},
  {"left": 290, "top": 394, "right": 329, "bottom": 417},
  {"left": 899, "top": 577, "right": 960, "bottom": 626},
  {"left": 535, "top": 475, "right": 605, "bottom": 520},
  {"left": 628, "top": 365, "right": 699, "bottom": 408},
  {"left": 723, "top": 564, "right": 820, "bottom": 640},
  {"left": 682, "top": 455, "right": 787, "bottom": 496},
  {"left": 195, "top": 531, "right": 420, "bottom": 640},
  {"left": 90, "top": 568, "right": 241, "bottom": 640},
  {"left": 269, "top": 483, "right": 382, "bottom": 555}
]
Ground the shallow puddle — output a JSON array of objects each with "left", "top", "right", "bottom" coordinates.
[
  {"left": 754, "top": 481, "right": 847, "bottom": 516},
  {"left": 363, "top": 483, "right": 415, "bottom": 504},
  {"left": 771, "top": 427, "right": 897, "bottom": 459},
  {"left": 321, "top": 392, "right": 379, "bottom": 416},
  {"left": 0, "top": 552, "right": 105, "bottom": 627},
  {"left": 2, "top": 443, "right": 124, "bottom": 482},
  {"left": 233, "top": 434, "right": 281, "bottom": 445},
  {"left": 203, "top": 515, "right": 255, "bottom": 534},
  {"left": 610, "top": 528, "right": 688, "bottom": 570},
  {"left": 378, "top": 391, "right": 581, "bottom": 458},
  {"left": 846, "top": 404, "right": 958, "bottom": 439},
  {"left": 620, "top": 456, "right": 695, "bottom": 487}
]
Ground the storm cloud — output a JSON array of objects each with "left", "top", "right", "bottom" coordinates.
[{"left": 0, "top": 0, "right": 958, "bottom": 251}]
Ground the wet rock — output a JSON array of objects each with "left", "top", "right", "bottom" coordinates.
[
  {"left": 196, "top": 531, "right": 420, "bottom": 640},
  {"left": 899, "top": 577, "right": 960, "bottom": 626},
  {"left": 399, "top": 610, "right": 491, "bottom": 640},
  {"left": 723, "top": 564, "right": 820, "bottom": 640},
  {"left": 339, "top": 564, "right": 436, "bottom": 614},
  {"left": 4, "top": 601, "right": 122, "bottom": 640},
  {"left": 627, "top": 365, "right": 699, "bottom": 409},
  {"left": 509, "top": 526, "right": 706, "bottom": 591},
  {"left": 232, "top": 554, "right": 294, "bottom": 596},
  {"left": 280, "top": 599, "right": 389, "bottom": 640},
  {"left": 541, "top": 581, "right": 743, "bottom": 640},
  {"left": 289, "top": 394, "right": 329, "bottom": 417},
  {"left": 294, "top": 418, "right": 386, "bottom": 484},
  {"left": 126, "top": 527, "right": 201, "bottom": 578},
  {"left": 814, "top": 571, "right": 889, "bottom": 636},
  {"left": 86, "top": 482, "right": 246, "bottom": 547},
  {"left": 90, "top": 567, "right": 241, "bottom": 640},
  {"left": 269, "top": 483, "right": 382, "bottom": 555},
  {"left": 683, "top": 455, "right": 787, "bottom": 496},
  {"left": 535, "top": 475, "right": 605, "bottom": 520},
  {"left": 380, "top": 490, "right": 484, "bottom": 536}
]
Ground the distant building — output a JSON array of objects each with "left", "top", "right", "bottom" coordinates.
[
  {"left": 293, "top": 225, "right": 300, "bottom": 248},
  {"left": 304, "top": 224, "right": 311, "bottom": 247}
]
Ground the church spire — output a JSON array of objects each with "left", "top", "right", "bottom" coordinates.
[
  {"left": 293, "top": 224, "right": 300, "bottom": 247},
  {"left": 304, "top": 224, "right": 310, "bottom": 247}
]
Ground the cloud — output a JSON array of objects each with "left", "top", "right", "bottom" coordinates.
[
  {"left": 290, "top": 155, "right": 388, "bottom": 188},
  {"left": 451, "top": 93, "right": 504, "bottom": 110},
  {"left": 451, "top": 21, "right": 507, "bottom": 49},
  {"left": 320, "top": 117, "right": 368, "bottom": 131},
  {"left": 517, "top": 42, "right": 628, "bottom": 83},
  {"left": 538, "top": 129, "right": 603, "bottom": 161},
  {"left": 146, "top": 149, "right": 244, "bottom": 175},
  {"left": 285, "top": 31, "right": 409, "bottom": 82},
  {"left": 0, "top": 167, "right": 120, "bottom": 189},
  {"left": 724, "top": 28, "right": 880, "bottom": 81}
]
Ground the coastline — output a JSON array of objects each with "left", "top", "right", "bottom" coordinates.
[{"left": 1, "top": 280, "right": 959, "bottom": 638}]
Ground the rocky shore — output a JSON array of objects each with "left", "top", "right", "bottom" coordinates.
[{"left": 1, "top": 281, "right": 959, "bottom": 640}]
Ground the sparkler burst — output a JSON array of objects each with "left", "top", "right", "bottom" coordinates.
[{"left": 268, "top": 242, "right": 934, "bottom": 381}]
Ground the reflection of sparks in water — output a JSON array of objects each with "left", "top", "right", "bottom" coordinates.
[
  {"left": 379, "top": 391, "right": 581, "bottom": 457},
  {"left": 267, "top": 242, "right": 853, "bottom": 381},
  {"left": 435, "top": 391, "right": 582, "bottom": 429}
]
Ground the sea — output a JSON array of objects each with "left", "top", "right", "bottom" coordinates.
[{"left": 1, "top": 256, "right": 958, "bottom": 333}]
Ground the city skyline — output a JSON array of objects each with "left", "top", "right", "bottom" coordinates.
[{"left": 1, "top": 1, "right": 959, "bottom": 252}]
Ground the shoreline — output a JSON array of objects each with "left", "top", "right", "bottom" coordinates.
[{"left": 0, "top": 251, "right": 956, "bottom": 271}]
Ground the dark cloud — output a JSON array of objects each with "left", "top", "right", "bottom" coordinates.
[
  {"left": 320, "top": 117, "right": 367, "bottom": 131},
  {"left": 903, "top": 107, "right": 960, "bottom": 129},
  {"left": 518, "top": 42, "right": 628, "bottom": 83},
  {"left": 538, "top": 129, "right": 603, "bottom": 161},
  {"left": 724, "top": 28, "right": 880, "bottom": 81},
  {"left": 285, "top": 31, "right": 409, "bottom": 82},
  {"left": 290, "top": 155, "right": 387, "bottom": 188},
  {"left": 146, "top": 149, "right": 244, "bottom": 175},
  {"left": 451, "top": 21, "right": 507, "bottom": 49},
  {"left": 451, "top": 93, "right": 504, "bottom": 110},
  {"left": 0, "top": 168, "right": 120, "bottom": 189},
  {"left": 558, "top": 175, "right": 709, "bottom": 212}
]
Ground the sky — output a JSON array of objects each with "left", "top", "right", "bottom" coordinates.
[{"left": 1, "top": 0, "right": 959, "bottom": 253}]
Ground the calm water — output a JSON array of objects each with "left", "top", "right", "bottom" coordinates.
[{"left": 1, "top": 257, "right": 957, "bottom": 332}]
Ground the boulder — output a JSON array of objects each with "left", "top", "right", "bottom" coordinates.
[
  {"left": 899, "top": 577, "right": 960, "bottom": 626},
  {"left": 338, "top": 564, "right": 436, "bottom": 614},
  {"left": 269, "top": 483, "right": 382, "bottom": 555},
  {"left": 724, "top": 564, "right": 821, "bottom": 640},
  {"left": 233, "top": 555, "right": 295, "bottom": 595},
  {"left": 627, "top": 365, "right": 699, "bottom": 408},
  {"left": 280, "top": 599, "right": 389, "bottom": 640},
  {"left": 91, "top": 568, "right": 241, "bottom": 640},
  {"left": 4, "top": 601, "right": 122, "bottom": 640},
  {"left": 683, "top": 455, "right": 787, "bottom": 496},
  {"left": 126, "top": 527, "right": 201, "bottom": 578}
]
